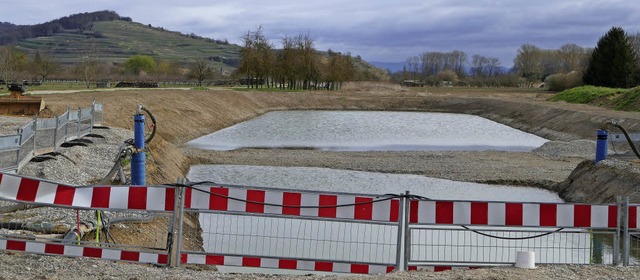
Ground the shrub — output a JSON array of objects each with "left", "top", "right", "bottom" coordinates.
[{"left": 545, "top": 71, "right": 583, "bottom": 91}]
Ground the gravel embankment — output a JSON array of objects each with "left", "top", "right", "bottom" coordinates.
[{"left": 3, "top": 117, "right": 640, "bottom": 279}]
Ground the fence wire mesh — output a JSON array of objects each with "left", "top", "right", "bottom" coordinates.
[
  {"left": 192, "top": 211, "right": 398, "bottom": 266},
  {"left": 0, "top": 103, "right": 103, "bottom": 172},
  {"left": 408, "top": 226, "right": 616, "bottom": 266},
  {"left": 626, "top": 231, "right": 640, "bottom": 265}
]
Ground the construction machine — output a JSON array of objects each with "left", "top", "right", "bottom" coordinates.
[{"left": 0, "top": 83, "right": 45, "bottom": 115}]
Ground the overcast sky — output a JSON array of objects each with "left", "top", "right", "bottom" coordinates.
[{"left": 2, "top": 0, "right": 639, "bottom": 67}]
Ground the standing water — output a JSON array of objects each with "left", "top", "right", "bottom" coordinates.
[
  {"left": 186, "top": 111, "right": 608, "bottom": 274},
  {"left": 188, "top": 111, "right": 548, "bottom": 151}
]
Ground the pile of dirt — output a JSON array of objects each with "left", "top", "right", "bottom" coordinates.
[{"left": 554, "top": 159, "right": 640, "bottom": 203}]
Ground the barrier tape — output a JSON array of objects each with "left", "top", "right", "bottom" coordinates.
[
  {"left": 0, "top": 173, "right": 175, "bottom": 212},
  {"left": 186, "top": 186, "right": 400, "bottom": 222},
  {"left": 0, "top": 172, "right": 628, "bottom": 228},
  {"left": 0, "top": 238, "right": 168, "bottom": 265},
  {"left": 410, "top": 200, "right": 618, "bottom": 229},
  {"left": 181, "top": 253, "right": 395, "bottom": 275}
]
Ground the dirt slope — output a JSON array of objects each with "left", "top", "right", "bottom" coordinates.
[{"left": 35, "top": 84, "right": 640, "bottom": 201}]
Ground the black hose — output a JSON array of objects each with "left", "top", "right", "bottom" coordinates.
[
  {"left": 608, "top": 121, "right": 640, "bottom": 160},
  {"left": 461, "top": 225, "right": 563, "bottom": 240},
  {"left": 140, "top": 106, "right": 156, "bottom": 144}
]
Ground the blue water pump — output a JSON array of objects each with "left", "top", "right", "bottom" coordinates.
[
  {"left": 595, "top": 129, "right": 608, "bottom": 163},
  {"left": 131, "top": 105, "right": 146, "bottom": 185}
]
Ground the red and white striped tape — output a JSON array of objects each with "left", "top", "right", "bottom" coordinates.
[
  {"left": 409, "top": 200, "right": 618, "bottom": 228},
  {"left": 626, "top": 205, "right": 640, "bottom": 229},
  {"left": 185, "top": 186, "right": 400, "bottom": 222},
  {"left": 0, "top": 173, "right": 175, "bottom": 211},
  {"left": 0, "top": 238, "right": 168, "bottom": 265},
  {"left": 181, "top": 253, "right": 394, "bottom": 275}
]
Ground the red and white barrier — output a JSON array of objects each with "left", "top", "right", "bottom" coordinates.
[
  {"left": 0, "top": 238, "right": 168, "bottom": 265},
  {"left": 181, "top": 253, "right": 394, "bottom": 275},
  {"left": 409, "top": 200, "right": 618, "bottom": 228},
  {"left": 185, "top": 186, "right": 400, "bottom": 222},
  {"left": 0, "top": 173, "right": 175, "bottom": 211}
]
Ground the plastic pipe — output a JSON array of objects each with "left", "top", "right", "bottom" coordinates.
[
  {"left": 595, "top": 130, "right": 608, "bottom": 163},
  {"left": 132, "top": 114, "right": 146, "bottom": 185}
]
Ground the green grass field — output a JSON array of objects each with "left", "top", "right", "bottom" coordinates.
[{"left": 549, "top": 85, "right": 640, "bottom": 111}]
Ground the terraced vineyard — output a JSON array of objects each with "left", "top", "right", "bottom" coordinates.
[{"left": 17, "top": 20, "right": 240, "bottom": 70}]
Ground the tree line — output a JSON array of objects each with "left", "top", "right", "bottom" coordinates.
[
  {"left": 0, "top": 43, "right": 224, "bottom": 88},
  {"left": 236, "top": 27, "right": 357, "bottom": 90},
  {"left": 399, "top": 27, "right": 640, "bottom": 90}
]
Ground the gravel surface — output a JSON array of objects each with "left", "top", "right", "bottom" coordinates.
[
  {"left": 3, "top": 117, "right": 640, "bottom": 279},
  {"left": 184, "top": 141, "right": 593, "bottom": 189},
  {"left": 0, "top": 116, "right": 31, "bottom": 135}
]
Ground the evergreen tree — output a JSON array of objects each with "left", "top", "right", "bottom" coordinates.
[{"left": 583, "top": 27, "right": 636, "bottom": 88}]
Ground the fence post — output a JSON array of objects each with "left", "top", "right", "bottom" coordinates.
[
  {"left": 623, "top": 197, "right": 630, "bottom": 266},
  {"left": 91, "top": 100, "right": 95, "bottom": 131},
  {"left": 396, "top": 191, "right": 411, "bottom": 271},
  {"left": 76, "top": 107, "right": 81, "bottom": 137},
  {"left": 614, "top": 196, "right": 621, "bottom": 266},
  {"left": 167, "top": 178, "right": 182, "bottom": 267},
  {"left": 64, "top": 107, "right": 69, "bottom": 140},
  {"left": 395, "top": 192, "right": 406, "bottom": 271},
  {"left": 401, "top": 191, "right": 412, "bottom": 271},
  {"left": 53, "top": 115, "right": 59, "bottom": 150},
  {"left": 175, "top": 178, "right": 187, "bottom": 267},
  {"left": 32, "top": 116, "right": 37, "bottom": 156},
  {"left": 15, "top": 128, "right": 22, "bottom": 171}
]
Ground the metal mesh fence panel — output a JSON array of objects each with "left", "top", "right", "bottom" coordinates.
[
  {"left": 66, "top": 110, "right": 80, "bottom": 141},
  {"left": 408, "top": 226, "right": 616, "bottom": 266},
  {"left": 93, "top": 104, "right": 104, "bottom": 126},
  {"left": 626, "top": 230, "right": 640, "bottom": 265},
  {"left": 56, "top": 112, "right": 69, "bottom": 147},
  {"left": 17, "top": 133, "right": 34, "bottom": 168},
  {"left": 0, "top": 135, "right": 19, "bottom": 171},
  {"left": 35, "top": 118, "right": 57, "bottom": 152},
  {"left": 194, "top": 211, "right": 398, "bottom": 266},
  {"left": 79, "top": 108, "right": 93, "bottom": 135}
]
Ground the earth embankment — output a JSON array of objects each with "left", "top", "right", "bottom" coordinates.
[{"left": 34, "top": 85, "right": 640, "bottom": 202}]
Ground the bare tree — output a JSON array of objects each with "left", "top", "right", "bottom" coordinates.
[
  {"left": 557, "top": 44, "right": 586, "bottom": 73},
  {"left": 188, "top": 59, "right": 212, "bottom": 86},
  {"left": 75, "top": 40, "right": 100, "bottom": 88},
  {"left": 237, "top": 26, "right": 272, "bottom": 88},
  {"left": 405, "top": 56, "right": 420, "bottom": 80},
  {"left": 30, "top": 51, "right": 58, "bottom": 83}
]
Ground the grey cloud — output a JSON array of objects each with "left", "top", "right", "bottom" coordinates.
[{"left": 2, "top": 0, "right": 640, "bottom": 67}]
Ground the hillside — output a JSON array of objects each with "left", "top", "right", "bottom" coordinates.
[
  {"left": 5, "top": 11, "right": 387, "bottom": 79},
  {"left": 15, "top": 18, "right": 240, "bottom": 70}
]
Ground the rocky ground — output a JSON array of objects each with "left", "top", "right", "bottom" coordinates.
[{"left": 3, "top": 85, "right": 640, "bottom": 279}]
